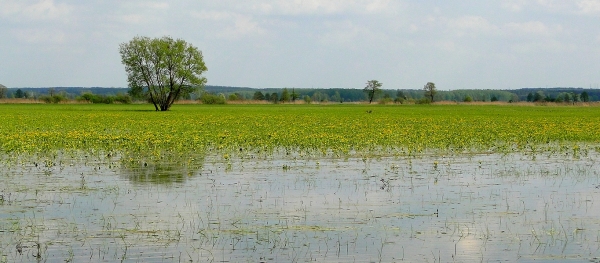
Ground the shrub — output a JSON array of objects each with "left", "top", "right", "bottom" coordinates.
[
  {"left": 394, "top": 97, "right": 406, "bottom": 104},
  {"left": 378, "top": 97, "right": 393, "bottom": 104},
  {"left": 114, "top": 94, "right": 132, "bottom": 104},
  {"left": 200, "top": 93, "right": 226, "bottom": 104},
  {"left": 77, "top": 93, "right": 132, "bottom": 104},
  {"left": 303, "top": 95, "right": 312, "bottom": 104},
  {"left": 415, "top": 98, "right": 431, "bottom": 104},
  {"left": 40, "top": 94, "right": 68, "bottom": 104}
]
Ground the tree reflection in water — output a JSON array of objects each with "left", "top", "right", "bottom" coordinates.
[{"left": 120, "top": 152, "right": 205, "bottom": 185}]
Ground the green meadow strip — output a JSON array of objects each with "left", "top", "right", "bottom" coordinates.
[{"left": 1, "top": 104, "right": 599, "bottom": 157}]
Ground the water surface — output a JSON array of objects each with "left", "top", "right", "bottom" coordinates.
[{"left": 1, "top": 151, "right": 600, "bottom": 262}]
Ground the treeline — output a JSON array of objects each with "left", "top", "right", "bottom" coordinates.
[
  {"left": 0, "top": 87, "right": 132, "bottom": 104},
  {"left": 204, "top": 87, "right": 599, "bottom": 104},
  {"left": 1, "top": 85, "right": 599, "bottom": 104}
]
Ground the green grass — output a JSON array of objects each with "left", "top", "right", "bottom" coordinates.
[{"left": 1, "top": 104, "right": 599, "bottom": 156}]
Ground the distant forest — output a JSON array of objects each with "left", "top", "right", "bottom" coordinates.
[{"left": 2, "top": 85, "right": 599, "bottom": 103}]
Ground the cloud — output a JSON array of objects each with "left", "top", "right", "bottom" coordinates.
[
  {"left": 534, "top": 0, "right": 572, "bottom": 11},
  {"left": 230, "top": 0, "right": 398, "bottom": 16},
  {"left": 504, "top": 21, "right": 557, "bottom": 37},
  {"left": 577, "top": 0, "right": 600, "bottom": 14},
  {"left": 0, "top": 0, "right": 73, "bottom": 21},
  {"left": 192, "top": 11, "right": 267, "bottom": 39},
  {"left": 444, "top": 15, "right": 561, "bottom": 39},
  {"left": 502, "top": 0, "right": 600, "bottom": 14},
  {"left": 447, "top": 16, "right": 497, "bottom": 36},
  {"left": 292, "top": 0, "right": 391, "bottom": 15},
  {"left": 502, "top": 1, "right": 527, "bottom": 12}
]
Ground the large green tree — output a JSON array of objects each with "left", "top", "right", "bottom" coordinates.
[
  {"left": 119, "top": 36, "right": 207, "bottom": 111},
  {"left": 363, "top": 80, "right": 383, "bottom": 104}
]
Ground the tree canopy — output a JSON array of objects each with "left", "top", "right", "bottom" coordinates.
[
  {"left": 363, "top": 80, "right": 383, "bottom": 104},
  {"left": 119, "top": 36, "right": 207, "bottom": 111},
  {"left": 423, "top": 82, "right": 437, "bottom": 102}
]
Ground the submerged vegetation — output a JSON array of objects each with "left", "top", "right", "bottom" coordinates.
[{"left": 1, "top": 104, "right": 599, "bottom": 157}]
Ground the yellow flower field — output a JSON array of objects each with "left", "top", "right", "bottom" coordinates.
[{"left": 1, "top": 104, "right": 599, "bottom": 157}]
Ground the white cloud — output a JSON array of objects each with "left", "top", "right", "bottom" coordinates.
[
  {"left": 447, "top": 16, "right": 497, "bottom": 36},
  {"left": 502, "top": 1, "right": 527, "bottom": 12},
  {"left": 510, "top": 39, "right": 573, "bottom": 53},
  {"left": 503, "top": 21, "right": 561, "bottom": 37},
  {"left": 444, "top": 16, "right": 561, "bottom": 39},
  {"left": 501, "top": 0, "right": 600, "bottom": 15},
  {"left": 225, "top": 16, "right": 267, "bottom": 39},
  {"left": 534, "top": 0, "right": 571, "bottom": 11},
  {"left": 192, "top": 11, "right": 267, "bottom": 39},
  {"left": 0, "top": 0, "right": 73, "bottom": 21},
  {"left": 211, "top": 0, "right": 399, "bottom": 15},
  {"left": 577, "top": 0, "right": 600, "bottom": 14}
]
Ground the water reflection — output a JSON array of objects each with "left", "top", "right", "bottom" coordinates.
[{"left": 120, "top": 153, "right": 205, "bottom": 185}]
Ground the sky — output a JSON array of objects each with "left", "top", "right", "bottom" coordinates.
[{"left": 1, "top": 0, "right": 600, "bottom": 90}]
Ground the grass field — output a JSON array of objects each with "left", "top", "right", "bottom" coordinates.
[{"left": 1, "top": 103, "right": 599, "bottom": 157}]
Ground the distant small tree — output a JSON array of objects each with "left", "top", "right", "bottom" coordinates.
[
  {"left": 270, "top": 92, "right": 279, "bottom": 103},
  {"left": 363, "top": 80, "right": 383, "bottom": 104},
  {"left": 312, "top": 91, "right": 326, "bottom": 102},
  {"left": 291, "top": 88, "right": 299, "bottom": 102},
  {"left": 0, "top": 85, "right": 7, "bottom": 98},
  {"left": 253, "top": 91, "right": 265, "bottom": 101},
  {"left": 533, "top": 91, "right": 545, "bottom": 102},
  {"left": 281, "top": 88, "right": 290, "bottom": 103},
  {"left": 303, "top": 95, "right": 312, "bottom": 104},
  {"left": 490, "top": 95, "right": 498, "bottom": 102},
  {"left": 15, "top": 89, "right": 24, "bottom": 98},
  {"left": 571, "top": 92, "right": 580, "bottom": 104},
  {"left": 234, "top": 93, "right": 244, "bottom": 100},
  {"left": 527, "top": 92, "right": 534, "bottom": 102},
  {"left": 562, "top": 93, "right": 571, "bottom": 103},
  {"left": 331, "top": 91, "right": 342, "bottom": 103},
  {"left": 423, "top": 82, "right": 437, "bottom": 102},
  {"left": 581, "top": 91, "right": 590, "bottom": 102},
  {"left": 509, "top": 93, "right": 519, "bottom": 103},
  {"left": 555, "top": 95, "right": 564, "bottom": 103},
  {"left": 395, "top": 89, "right": 407, "bottom": 104},
  {"left": 464, "top": 96, "right": 473, "bottom": 102},
  {"left": 227, "top": 93, "right": 238, "bottom": 101},
  {"left": 396, "top": 90, "right": 406, "bottom": 99}
]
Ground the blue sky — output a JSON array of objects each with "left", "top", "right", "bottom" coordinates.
[{"left": 1, "top": 0, "right": 600, "bottom": 90}]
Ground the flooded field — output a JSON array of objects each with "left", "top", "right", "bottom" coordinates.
[{"left": 1, "top": 150, "right": 600, "bottom": 262}]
